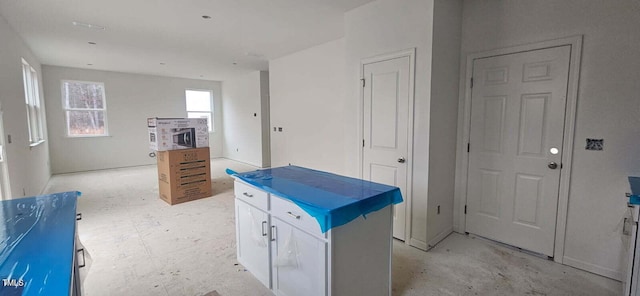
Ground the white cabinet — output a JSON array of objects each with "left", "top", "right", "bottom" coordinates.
[
  {"left": 271, "top": 218, "right": 326, "bottom": 296},
  {"left": 235, "top": 199, "right": 270, "bottom": 287},
  {"left": 234, "top": 179, "right": 393, "bottom": 296}
]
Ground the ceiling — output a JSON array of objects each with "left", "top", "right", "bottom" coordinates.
[{"left": 0, "top": 0, "right": 373, "bottom": 81}]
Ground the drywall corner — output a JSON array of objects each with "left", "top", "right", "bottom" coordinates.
[{"left": 260, "top": 71, "right": 271, "bottom": 167}]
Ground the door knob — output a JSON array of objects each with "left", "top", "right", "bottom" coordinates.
[
  {"left": 397, "top": 157, "right": 406, "bottom": 163},
  {"left": 548, "top": 161, "right": 558, "bottom": 169}
]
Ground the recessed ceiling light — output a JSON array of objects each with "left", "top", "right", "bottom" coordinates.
[
  {"left": 87, "top": 63, "right": 93, "bottom": 66},
  {"left": 72, "top": 21, "right": 105, "bottom": 31},
  {"left": 88, "top": 42, "right": 96, "bottom": 45},
  {"left": 202, "top": 15, "right": 212, "bottom": 19},
  {"left": 232, "top": 62, "right": 237, "bottom": 65},
  {"left": 160, "top": 62, "right": 166, "bottom": 65}
]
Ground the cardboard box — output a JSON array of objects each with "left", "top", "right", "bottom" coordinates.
[
  {"left": 157, "top": 147, "right": 212, "bottom": 205},
  {"left": 148, "top": 117, "right": 209, "bottom": 151}
]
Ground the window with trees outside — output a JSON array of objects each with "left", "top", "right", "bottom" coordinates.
[
  {"left": 62, "top": 80, "right": 108, "bottom": 137},
  {"left": 186, "top": 89, "right": 213, "bottom": 132},
  {"left": 22, "top": 59, "right": 45, "bottom": 145}
]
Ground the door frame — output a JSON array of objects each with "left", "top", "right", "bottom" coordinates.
[
  {"left": 358, "top": 48, "right": 416, "bottom": 243},
  {"left": 0, "top": 106, "right": 11, "bottom": 200},
  {"left": 454, "top": 36, "right": 582, "bottom": 262}
]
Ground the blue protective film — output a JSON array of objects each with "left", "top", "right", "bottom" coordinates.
[
  {"left": 629, "top": 177, "right": 640, "bottom": 205},
  {"left": 228, "top": 166, "right": 403, "bottom": 232},
  {"left": 0, "top": 191, "right": 80, "bottom": 296}
]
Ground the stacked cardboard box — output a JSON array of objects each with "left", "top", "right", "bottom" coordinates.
[
  {"left": 156, "top": 147, "right": 212, "bottom": 205},
  {"left": 147, "top": 117, "right": 209, "bottom": 151}
]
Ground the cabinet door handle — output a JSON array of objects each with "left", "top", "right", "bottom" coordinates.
[
  {"left": 623, "top": 217, "right": 631, "bottom": 236},
  {"left": 76, "top": 213, "right": 82, "bottom": 221},
  {"left": 287, "top": 211, "right": 301, "bottom": 219},
  {"left": 261, "top": 221, "right": 268, "bottom": 236},
  {"left": 271, "top": 225, "right": 276, "bottom": 241},
  {"left": 77, "top": 248, "right": 86, "bottom": 268},
  {"left": 243, "top": 192, "right": 253, "bottom": 198}
]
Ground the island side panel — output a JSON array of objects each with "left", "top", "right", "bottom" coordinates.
[{"left": 329, "top": 205, "right": 393, "bottom": 296}]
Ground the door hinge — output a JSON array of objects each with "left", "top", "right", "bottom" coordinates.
[
  {"left": 464, "top": 205, "right": 467, "bottom": 214},
  {"left": 470, "top": 77, "right": 474, "bottom": 88},
  {"left": 362, "top": 139, "right": 365, "bottom": 147},
  {"left": 467, "top": 143, "right": 470, "bottom": 153},
  {"left": 361, "top": 78, "right": 365, "bottom": 87}
]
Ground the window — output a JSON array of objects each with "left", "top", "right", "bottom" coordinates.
[
  {"left": 21, "top": 59, "right": 45, "bottom": 144},
  {"left": 62, "top": 80, "right": 108, "bottom": 137},
  {"left": 186, "top": 89, "right": 213, "bottom": 132}
]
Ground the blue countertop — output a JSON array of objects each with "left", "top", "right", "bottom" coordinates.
[
  {"left": 0, "top": 191, "right": 80, "bottom": 296},
  {"left": 630, "top": 177, "right": 640, "bottom": 205},
  {"left": 229, "top": 166, "right": 403, "bottom": 232}
]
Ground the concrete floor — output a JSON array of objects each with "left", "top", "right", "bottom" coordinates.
[{"left": 42, "top": 158, "right": 621, "bottom": 296}]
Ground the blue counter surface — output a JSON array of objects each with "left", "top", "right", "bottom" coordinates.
[
  {"left": 0, "top": 191, "right": 80, "bottom": 296},
  {"left": 630, "top": 177, "right": 640, "bottom": 204},
  {"left": 229, "top": 166, "right": 403, "bottom": 232}
]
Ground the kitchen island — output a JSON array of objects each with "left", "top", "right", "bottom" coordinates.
[{"left": 230, "top": 166, "right": 402, "bottom": 296}]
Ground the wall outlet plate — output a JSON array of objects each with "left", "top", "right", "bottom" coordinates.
[{"left": 585, "top": 138, "right": 603, "bottom": 151}]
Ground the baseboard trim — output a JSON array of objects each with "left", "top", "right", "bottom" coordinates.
[
  {"left": 218, "top": 157, "right": 263, "bottom": 169},
  {"left": 563, "top": 255, "right": 622, "bottom": 281},
  {"left": 453, "top": 224, "right": 462, "bottom": 233},
  {"left": 427, "top": 227, "right": 454, "bottom": 249},
  {"left": 409, "top": 238, "right": 428, "bottom": 251}
]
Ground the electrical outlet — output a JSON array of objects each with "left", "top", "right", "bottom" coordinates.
[{"left": 586, "top": 138, "right": 603, "bottom": 151}]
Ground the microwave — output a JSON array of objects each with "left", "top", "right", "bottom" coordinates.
[{"left": 171, "top": 128, "right": 196, "bottom": 148}]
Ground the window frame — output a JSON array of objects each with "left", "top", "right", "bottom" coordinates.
[
  {"left": 22, "top": 59, "right": 45, "bottom": 146},
  {"left": 61, "top": 80, "right": 109, "bottom": 138},
  {"left": 185, "top": 88, "right": 214, "bottom": 132}
]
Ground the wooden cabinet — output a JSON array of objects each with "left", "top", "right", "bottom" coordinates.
[{"left": 234, "top": 179, "right": 393, "bottom": 296}]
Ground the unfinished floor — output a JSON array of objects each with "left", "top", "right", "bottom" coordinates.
[{"left": 42, "top": 158, "right": 621, "bottom": 296}]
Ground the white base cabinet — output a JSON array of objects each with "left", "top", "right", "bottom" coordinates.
[
  {"left": 234, "top": 179, "right": 393, "bottom": 296},
  {"left": 235, "top": 199, "right": 270, "bottom": 287},
  {"left": 271, "top": 218, "right": 327, "bottom": 296}
]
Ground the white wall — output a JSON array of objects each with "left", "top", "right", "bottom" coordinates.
[
  {"left": 0, "top": 15, "right": 51, "bottom": 197},
  {"left": 42, "top": 66, "right": 222, "bottom": 174},
  {"left": 260, "top": 71, "right": 271, "bottom": 167},
  {"left": 426, "top": 0, "right": 462, "bottom": 247},
  {"left": 458, "top": 0, "right": 640, "bottom": 279},
  {"left": 222, "top": 71, "right": 270, "bottom": 167},
  {"left": 269, "top": 0, "right": 460, "bottom": 249},
  {"left": 345, "top": 0, "right": 436, "bottom": 248},
  {"left": 269, "top": 38, "right": 346, "bottom": 174}
]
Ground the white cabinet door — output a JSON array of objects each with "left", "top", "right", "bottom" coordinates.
[
  {"left": 236, "top": 199, "right": 270, "bottom": 287},
  {"left": 271, "top": 218, "right": 326, "bottom": 296}
]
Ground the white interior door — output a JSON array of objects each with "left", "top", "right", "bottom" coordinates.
[
  {"left": 362, "top": 55, "right": 411, "bottom": 241},
  {"left": 466, "top": 46, "right": 571, "bottom": 256}
]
